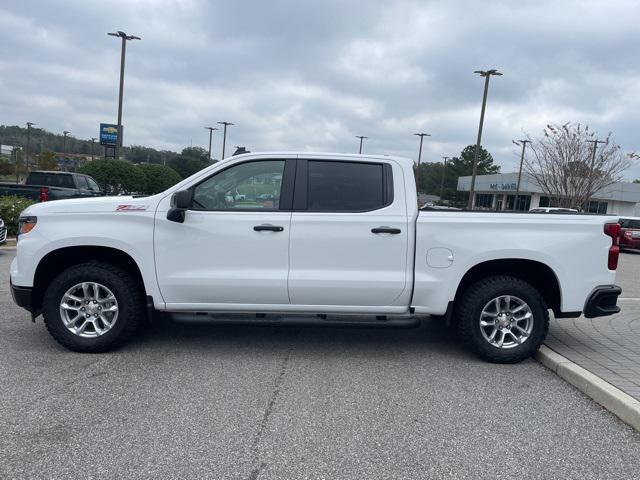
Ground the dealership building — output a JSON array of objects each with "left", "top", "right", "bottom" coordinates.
[{"left": 457, "top": 172, "right": 640, "bottom": 216}]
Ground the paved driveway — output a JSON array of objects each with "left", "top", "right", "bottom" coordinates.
[
  {"left": 1, "top": 248, "right": 639, "bottom": 479},
  {"left": 546, "top": 251, "right": 640, "bottom": 399}
]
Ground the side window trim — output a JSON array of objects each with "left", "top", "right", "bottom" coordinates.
[
  {"left": 292, "top": 159, "right": 394, "bottom": 213},
  {"left": 188, "top": 159, "right": 294, "bottom": 212}
]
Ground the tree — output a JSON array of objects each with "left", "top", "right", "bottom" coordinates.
[
  {"left": 415, "top": 145, "right": 499, "bottom": 202},
  {"left": 168, "top": 156, "right": 207, "bottom": 179},
  {"left": 137, "top": 163, "right": 182, "bottom": 194},
  {"left": 524, "top": 123, "right": 633, "bottom": 209},
  {"left": 79, "top": 159, "right": 144, "bottom": 194},
  {"left": 37, "top": 150, "right": 58, "bottom": 170},
  {"left": 180, "top": 146, "right": 209, "bottom": 162}
]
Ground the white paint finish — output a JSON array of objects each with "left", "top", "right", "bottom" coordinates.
[
  {"left": 154, "top": 209, "right": 292, "bottom": 305},
  {"left": 413, "top": 211, "right": 617, "bottom": 314},
  {"left": 426, "top": 247, "right": 454, "bottom": 268},
  {"left": 10, "top": 151, "right": 619, "bottom": 319},
  {"left": 288, "top": 159, "right": 412, "bottom": 308},
  {"left": 10, "top": 196, "right": 163, "bottom": 307}
]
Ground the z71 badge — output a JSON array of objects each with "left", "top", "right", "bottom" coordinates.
[{"left": 115, "top": 205, "right": 148, "bottom": 212}]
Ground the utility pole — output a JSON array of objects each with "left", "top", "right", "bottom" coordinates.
[
  {"left": 356, "top": 135, "right": 368, "bottom": 154},
  {"left": 91, "top": 138, "right": 97, "bottom": 161},
  {"left": 440, "top": 156, "right": 449, "bottom": 200},
  {"left": 512, "top": 139, "right": 530, "bottom": 210},
  {"left": 217, "top": 121, "right": 234, "bottom": 159},
  {"left": 468, "top": 69, "right": 502, "bottom": 210},
  {"left": 585, "top": 138, "right": 607, "bottom": 209},
  {"left": 108, "top": 31, "right": 141, "bottom": 159},
  {"left": 26, "top": 122, "right": 35, "bottom": 172},
  {"left": 204, "top": 126, "right": 218, "bottom": 162},
  {"left": 63, "top": 131, "right": 70, "bottom": 171},
  {"left": 413, "top": 133, "right": 430, "bottom": 193}
]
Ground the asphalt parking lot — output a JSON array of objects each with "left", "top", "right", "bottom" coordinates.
[{"left": 1, "top": 248, "right": 639, "bottom": 479}]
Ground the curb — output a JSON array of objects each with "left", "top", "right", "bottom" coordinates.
[{"left": 536, "top": 345, "right": 640, "bottom": 431}]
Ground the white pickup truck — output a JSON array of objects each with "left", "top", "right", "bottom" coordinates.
[{"left": 10, "top": 152, "right": 622, "bottom": 362}]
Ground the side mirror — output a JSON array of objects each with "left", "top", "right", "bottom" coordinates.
[{"left": 167, "top": 189, "right": 192, "bottom": 223}]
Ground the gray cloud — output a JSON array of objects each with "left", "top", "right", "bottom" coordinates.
[{"left": 1, "top": 0, "right": 639, "bottom": 178}]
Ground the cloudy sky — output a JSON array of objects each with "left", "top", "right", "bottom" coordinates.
[{"left": 2, "top": 0, "right": 639, "bottom": 178}]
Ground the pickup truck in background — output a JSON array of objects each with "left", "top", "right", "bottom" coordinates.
[
  {"left": 10, "top": 152, "right": 622, "bottom": 363},
  {"left": 0, "top": 171, "right": 103, "bottom": 202}
]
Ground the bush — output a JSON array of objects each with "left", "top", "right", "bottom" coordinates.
[
  {"left": 0, "top": 196, "right": 36, "bottom": 235},
  {"left": 137, "top": 163, "right": 182, "bottom": 195},
  {"left": 79, "top": 159, "right": 145, "bottom": 194}
]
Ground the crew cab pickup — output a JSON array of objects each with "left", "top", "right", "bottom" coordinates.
[
  {"left": 0, "top": 170, "right": 103, "bottom": 202},
  {"left": 10, "top": 152, "right": 622, "bottom": 362}
]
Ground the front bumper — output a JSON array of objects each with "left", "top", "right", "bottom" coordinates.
[
  {"left": 10, "top": 280, "right": 34, "bottom": 314},
  {"left": 584, "top": 285, "right": 621, "bottom": 318}
]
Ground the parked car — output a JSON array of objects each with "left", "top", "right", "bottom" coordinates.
[
  {"left": 529, "top": 207, "right": 579, "bottom": 213},
  {"left": 11, "top": 152, "right": 622, "bottom": 363},
  {"left": 0, "top": 217, "right": 6, "bottom": 244},
  {"left": 619, "top": 217, "right": 640, "bottom": 251},
  {"left": 0, "top": 171, "right": 103, "bottom": 202}
]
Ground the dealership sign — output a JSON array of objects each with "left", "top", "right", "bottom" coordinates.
[
  {"left": 99, "top": 123, "right": 120, "bottom": 146},
  {"left": 489, "top": 182, "right": 517, "bottom": 191}
]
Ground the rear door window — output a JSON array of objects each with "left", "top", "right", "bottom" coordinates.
[
  {"left": 28, "top": 173, "right": 75, "bottom": 188},
  {"left": 76, "top": 176, "right": 89, "bottom": 189},
  {"left": 305, "top": 161, "right": 391, "bottom": 212}
]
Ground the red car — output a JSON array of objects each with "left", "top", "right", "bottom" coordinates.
[{"left": 619, "top": 217, "right": 640, "bottom": 250}]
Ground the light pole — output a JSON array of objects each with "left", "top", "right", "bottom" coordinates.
[
  {"left": 217, "top": 121, "right": 234, "bottom": 159},
  {"left": 585, "top": 138, "right": 606, "bottom": 209},
  {"left": 356, "top": 135, "right": 368, "bottom": 154},
  {"left": 108, "top": 31, "right": 141, "bottom": 159},
  {"left": 413, "top": 133, "right": 430, "bottom": 192},
  {"left": 440, "top": 156, "right": 449, "bottom": 200},
  {"left": 91, "top": 137, "right": 97, "bottom": 161},
  {"left": 63, "top": 131, "right": 70, "bottom": 171},
  {"left": 26, "top": 122, "right": 35, "bottom": 172},
  {"left": 512, "top": 139, "right": 530, "bottom": 210},
  {"left": 468, "top": 69, "right": 502, "bottom": 210},
  {"left": 204, "top": 126, "right": 218, "bottom": 162}
]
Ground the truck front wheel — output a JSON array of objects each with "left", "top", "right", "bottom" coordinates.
[
  {"left": 454, "top": 275, "right": 549, "bottom": 363},
  {"left": 42, "top": 262, "right": 144, "bottom": 352}
]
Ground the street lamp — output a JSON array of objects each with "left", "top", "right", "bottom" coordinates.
[
  {"left": 91, "top": 137, "right": 97, "bottom": 161},
  {"left": 440, "top": 156, "right": 449, "bottom": 200},
  {"left": 108, "top": 30, "right": 141, "bottom": 159},
  {"left": 512, "top": 139, "right": 530, "bottom": 211},
  {"left": 63, "top": 131, "right": 71, "bottom": 171},
  {"left": 204, "top": 126, "right": 218, "bottom": 162},
  {"left": 356, "top": 135, "right": 368, "bottom": 154},
  {"left": 217, "top": 121, "right": 234, "bottom": 159},
  {"left": 26, "top": 122, "right": 35, "bottom": 172},
  {"left": 468, "top": 69, "right": 502, "bottom": 210},
  {"left": 413, "top": 133, "right": 430, "bottom": 192}
]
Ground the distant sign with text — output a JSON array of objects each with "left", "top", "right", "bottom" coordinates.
[{"left": 99, "top": 123, "right": 119, "bottom": 146}]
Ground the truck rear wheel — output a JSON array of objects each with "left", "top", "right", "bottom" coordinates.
[
  {"left": 42, "top": 262, "right": 144, "bottom": 352},
  {"left": 454, "top": 275, "right": 549, "bottom": 363}
]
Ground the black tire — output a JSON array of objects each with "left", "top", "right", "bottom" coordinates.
[
  {"left": 43, "top": 261, "right": 144, "bottom": 352},
  {"left": 454, "top": 275, "right": 549, "bottom": 363}
]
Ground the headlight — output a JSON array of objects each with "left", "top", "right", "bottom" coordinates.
[
  {"left": 17, "top": 216, "right": 37, "bottom": 237},
  {"left": 0, "top": 219, "right": 4, "bottom": 228}
]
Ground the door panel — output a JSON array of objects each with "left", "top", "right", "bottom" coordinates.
[
  {"left": 155, "top": 211, "right": 291, "bottom": 305},
  {"left": 154, "top": 158, "right": 293, "bottom": 307},
  {"left": 288, "top": 159, "right": 409, "bottom": 307}
]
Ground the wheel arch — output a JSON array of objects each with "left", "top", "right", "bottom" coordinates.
[
  {"left": 32, "top": 246, "right": 146, "bottom": 315},
  {"left": 453, "top": 258, "right": 562, "bottom": 316}
]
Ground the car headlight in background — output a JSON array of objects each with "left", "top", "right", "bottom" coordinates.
[{"left": 17, "top": 216, "right": 37, "bottom": 238}]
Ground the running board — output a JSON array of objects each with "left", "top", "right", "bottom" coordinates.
[{"left": 169, "top": 313, "right": 421, "bottom": 329}]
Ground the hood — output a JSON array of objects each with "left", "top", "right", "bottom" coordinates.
[{"left": 22, "top": 194, "right": 164, "bottom": 216}]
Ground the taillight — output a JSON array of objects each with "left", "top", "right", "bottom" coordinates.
[
  {"left": 604, "top": 223, "right": 620, "bottom": 270},
  {"left": 39, "top": 187, "right": 49, "bottom": 202}
]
